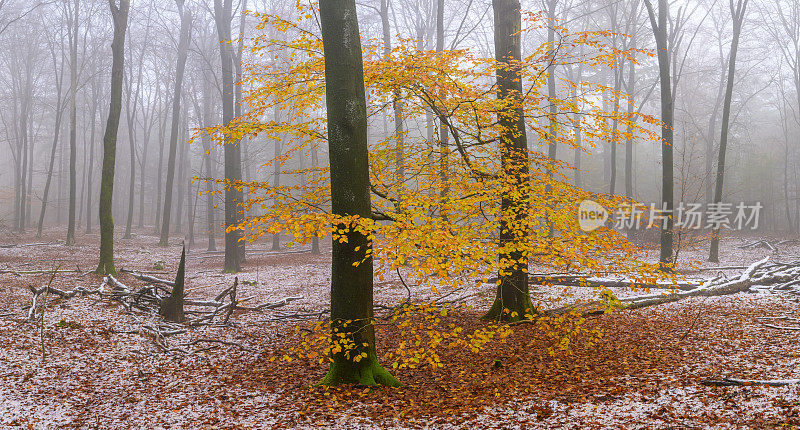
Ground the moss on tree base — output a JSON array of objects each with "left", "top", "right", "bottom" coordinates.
[
  {"left": 317, "top": 356, "right": 401, "bottom": 387},
  {"left": 482, "top": 295, "right": 535, "bottom": 323}
]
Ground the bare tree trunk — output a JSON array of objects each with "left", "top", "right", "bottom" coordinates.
[
  {"left": 37, "top": 46, "right": 66, "bottom": 238},
  {"left": 624, "top": 34, "right": 637, "bottom": 199},
  {"left": 380, "top": 0, "right": 404, "bottom": 197},
  {"left": 201, "top": 77, "right": 216, "bottom": 251},
  {"left": 546, "top": 0, "right": 558, "bottom": 163},
  {"left": 644, "top": 0, "right": 674, "bottom": 268},
  {"left": 154, "top": 106, "right": 167, "bottom": 234},
  {"left": 436, "top": 0, "right": 449, "bottom": 217},
  {"left": 19, "top": 83, "right": 29, "bottom": 234},
  {"left": 175, "top": 104, "right": 188, "bottom": 235},
  {"left": 705, "top": 65, "right": 726, "bottom": 204},
  {"left": 123, "top": 22, "right": 148, "bottom": 239},
  {"left": 709, "top": 0, "right": 748, "bottom": 263},
  {"left": 271, "top": 105, "right": 281, "bottom": 251},
  {"left": 160, "top": 2, "right": 192, "bottom": 246},
  {"left": 86, "top": 78, "right": 98, "bottom": 234},
  {"left": 26, "top": 122, "right": 33, "bottom": 229},
  {"left": 66, "top": 0, "right": 79, "bottom": 245},
  {"left": 78, "top": 111, "right": 87, "bottom": 225},
  {"left": 96, "top": 0, "right": 130, "bottom": 275},
  {"left": 215, "top": 0, "right": 244, "bottom": 273},
  {"left": 137, "top": 109, "right": 152, "bottom": 228},
  {"left": 571, "top": 59, "right": 584, "bottom": 189},
  {"left": 311, "top": 143, "right": 320, "bottom": 255},
  {"left": 234, "top": 0, "right": 248, "bottom": 262}
]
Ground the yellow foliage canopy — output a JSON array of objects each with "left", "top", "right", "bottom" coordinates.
[{"left": 201, "top": 2, "right": 666, "bottom": 300}]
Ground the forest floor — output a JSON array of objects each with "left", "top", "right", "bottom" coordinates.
[{"left": 0, "top": 228, "right": 798, "bottom": 429}]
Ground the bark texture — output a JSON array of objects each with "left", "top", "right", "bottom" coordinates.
[
  {"left": 317, "top": 0, "right": 399, "bottom": 387},
  {"left": 96, "top": 0, "right": 130, "bottom": 275},
  {"left": 484, "top": 0, "right": 533, "bottom": 322}
]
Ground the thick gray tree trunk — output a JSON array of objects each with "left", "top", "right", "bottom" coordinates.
[{"left": 317, "top": 0, "right": 399, "bottom": 387}]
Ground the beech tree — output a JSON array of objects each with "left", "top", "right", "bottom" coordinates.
[
  {"left": 317, "top": 0, "right": 400, "bottom": 387},
  {"left": 96, "top": 0, "right": 130, "bottom": 275},
  {"left": 37, "top": 20, "right": 67, "bottom": 238},
  {"left": 160, "top": 0, "right": 192, "bottom": 246},
  {"left": 709, "top": 0, "right": 749, "bottom": 263},
  {"left": 123, "top": 5, "right": 151, "bottom": 240},
  {"left": 65, "top": 0, "right": 78, "bottom": 245},
  {"left": 643, "top": 0, "right": 675, "bottom": 268},
  {"left": 483, "top": 0, "right": 533, "bottom": 322},
  {"left": 214, "top": 0, "right": 244, "bottom": 273}
]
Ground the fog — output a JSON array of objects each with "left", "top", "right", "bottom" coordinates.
[{"left": 0, "top": 0, "right": 793, "bottom": 244}]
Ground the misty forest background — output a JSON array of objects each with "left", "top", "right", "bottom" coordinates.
[{"left": 0, "top": 0, "right": 798, "bottom": 252}]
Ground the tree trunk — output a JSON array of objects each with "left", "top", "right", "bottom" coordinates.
[
  {"left": 572, "top": 59, "right": 584, "bottom": 189},
  {"left": 138, "top": 109, "right": 151, "bottom": 228},
  {"left": 154, "top": 105, "right": 167, "bottom": 234},
  {"left": 78, "top": 111, "right": 87, "bottom": 225},
  {"left": 201, "top": 79, "right": 217, "bottom": 251},
  {"left": 709, "top": 0, "right": 748, "bottom": 263},
  {"left": 546, "top": 0, "right": 558, "bottom": 163},
  {"left": 624, "top": 35, "right": 637, "bottom": 199},
  {"left": 436, "top": 0, "right": 449, "bottom": 217},
  {"left": 124, "top": 24, "right": 148, "bottom": 239},
  {"left": 215, "top": 0, "right": 244, "bottom": 273},
  {"left": 160, "top": 3, "right": 192, "bottom": 246},
  {"left": 379, "top": 0, "right": 404, "bottom": 197},
  {"left": 66, "top": 0, "right": 79, "bottom": 245},
  {"left": 272, "top": 105, "right": 281, "bottom": 251},
  {"left": 317, "top": 0, "right": 399, "bottom": 387},
  {"left": 483, "top": 0, "right": 533, "bottom": 322},
  {"left": 234, "top": 0, "right": 248, "bottom": 263},
  {"left": 175, "top": 105, "right": 188, "bottom": 235},
  {"left": 644, "top": 0, "right": 674, "bottom": 268},
  {"left": 96, "top": 0, "right": 130, "bottom": 275},
  {"left": 19, "top": 89, "right": 28, "bottom": 234},
  {"left": 86, "top": 80, "right": 98, "bottom": 234},
  {"left": 200, "top": 81, "right": 217, "bottom": 251},
  {"left": 37, "top": 85, "right": 65, "bottom": 238},
  {"left": 608, "top": 10, "right": 622, "bottom": 196},
  {"left": 26, "top": 121, "right": 33, "bottom": 229},
  {"left": 311, "top": 143, "right": 320, "bottom": 255}
]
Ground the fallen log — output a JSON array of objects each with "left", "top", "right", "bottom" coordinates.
[
  {"left": 701, "top": 378, "right": 800, "bottom": 387},
  {"left": 624, "top": 258, "right": 769, "bottom": 310},
  {"left": 0, "top": 269, "right": 80, "bottom": 275},
  {"left": 763, "top": 324, "right": 800, "bottom": 331},
  {"left": 120, "top": 269, "right": 175, "bottom": 287},
  {"left": 0, "top": 242, "right": 54, "bottom": 249},
  {"left": 541, "top": 256, "right": 800, "bottom": 316},
  {"left": 738, "top": 240, "right": 778, "bottom": 251},
  {"left": 484, "top": 274, "right": 703, "bottom": 291}
]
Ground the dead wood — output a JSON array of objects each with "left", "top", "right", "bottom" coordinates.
[
  {"left": 701, "top": 378, "right": 800, "bottom": 387},
  {"left": 120, "top": 268, "right": 175, "bottom": 286}
]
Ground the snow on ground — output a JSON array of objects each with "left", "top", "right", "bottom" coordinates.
[{"left": 0, "top": 228, "right": 798, "bottom": 428}]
